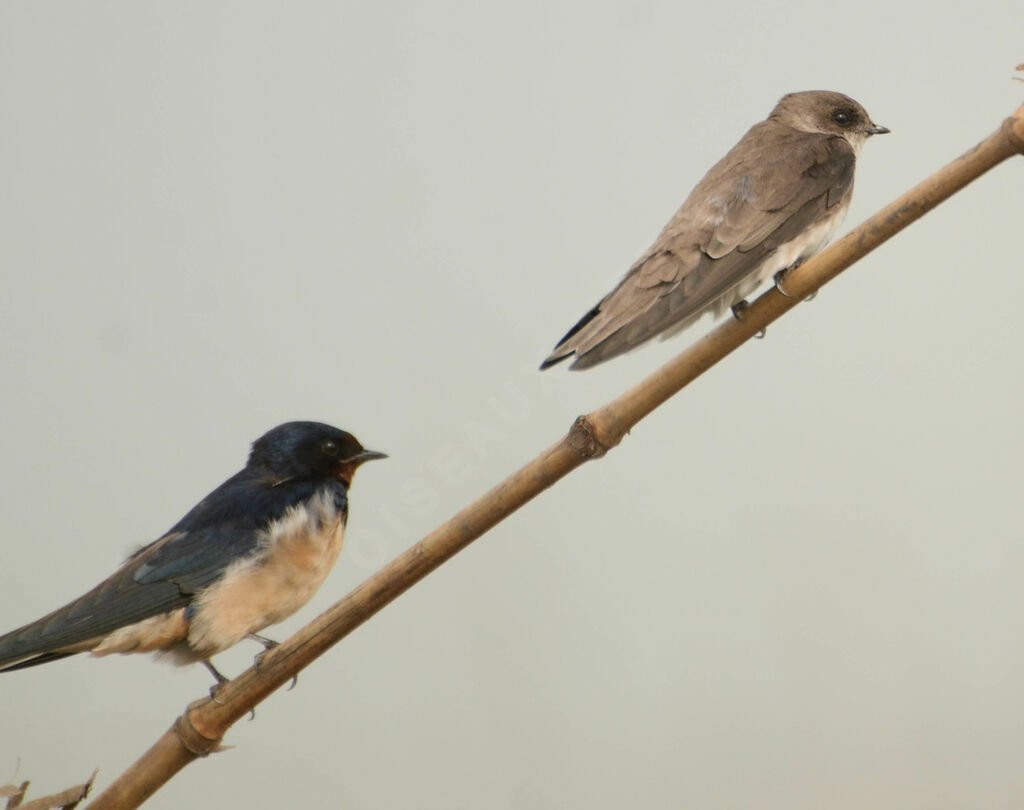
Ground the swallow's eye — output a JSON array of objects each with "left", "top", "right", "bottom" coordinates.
[
  {"left": 831, "top": 109, "right": 854, "bottom": 127},
  {"left": 320, "top": 439, "right": 340, "bottom": 457}
]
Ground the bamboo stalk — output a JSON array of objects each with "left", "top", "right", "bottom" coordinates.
[{"left": 86, "top": 104, "right": 1024, "bottom": 810}]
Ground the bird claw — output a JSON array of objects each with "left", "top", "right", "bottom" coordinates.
[
  {"left": 247, "top": 632, "right": 279, "bottom": 650},
  {"left": 202, "top": 659, "right": 258, "bottom": 719},
  {"left": 775, "top": 266, "right": 817, "bottom": 303},
  {"left": 249, "top": 632, "right": 279, "bottom": 672},
  {"left": 253, "top": 647, "right": 271, "bottom": 670},
  {"left": 773, "top": 269, "right": 797, "bottom": 299},
  {"left": 254, "top": 653, "right": 299, "bottom": 690},
  {"left": 731, "top": 301, "right": 765, "bottom": 338},
  {"left": 249, "top": 633, "right": 298, "bottom": 690},
  {"left": 200, "top": 660, "right": 229, "bottom": 705}
]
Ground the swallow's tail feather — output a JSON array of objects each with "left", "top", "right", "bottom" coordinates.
[
  {"left": 0, "top": 554, "right": 188, "bottom": 672},
  {"left": 0, "top": 605, "right": 106, "bottom": 671},
  {"left": 540, "top": 248, "right": 707, "bottom": 370},
  {"left": 539, "top": 305, "right": 602, "bottom": 369},
  {"left": 540, "top": 285, "right": 674, "bottom": 370},
  {"left": 0, "top": 649, "right": 80, "bottom": 672},
  {"left": 540, "top": 295, "right": 660, "bottom": 370}
]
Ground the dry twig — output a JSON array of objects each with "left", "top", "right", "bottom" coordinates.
[{"left": 2, "top": 772, "right": 95, "bottom": 810}]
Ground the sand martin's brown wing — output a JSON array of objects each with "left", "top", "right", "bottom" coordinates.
[{"left": 542, "top": 126, "right": 855, "bottom": 369}]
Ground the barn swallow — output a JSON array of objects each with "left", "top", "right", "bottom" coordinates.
[
  {"left": 541, "top": 90, "right": 888, "bottom": 370},
  {"left": 0, "top": 421, "right": 385, "bottom": 683}
]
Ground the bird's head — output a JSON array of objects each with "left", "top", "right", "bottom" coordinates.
[
  {"left": 771, "top": 90, "right": 889, "bottom": 152},
  {"left": 248, "top": 421, "right": 387, "bottom": 485}
]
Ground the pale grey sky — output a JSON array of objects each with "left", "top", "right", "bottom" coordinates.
[{"left": 1, "top": 3, "right": 1022, "bottom": 808}]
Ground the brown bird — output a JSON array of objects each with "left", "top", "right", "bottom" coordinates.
[{"left": 541, "top": 90, "right": 888, "bottom": 370}]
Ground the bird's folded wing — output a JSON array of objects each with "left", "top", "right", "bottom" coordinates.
[
  {"left": 0, "top": 478, "right": 308, "bottom": 667},
  {"left": 0, "top": 531, "right": 195, "bottom": 667},
  {"left": 552, "top": 133, "right": 854, "bottom": 368}
]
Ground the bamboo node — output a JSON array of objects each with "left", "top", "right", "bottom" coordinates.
[
  {"left": 1002, "top": 114, "right": 1024, "bottom": 154},
  {"left": 174, "top": 711, "right": 224, "bottom": 757},
  {"left": 567, "top": 416, "right": 611, "bottom": 458}
]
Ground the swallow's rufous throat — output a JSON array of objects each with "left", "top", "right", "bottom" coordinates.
[
  {"left": 0, "top": 421, "right": 386, "bottom": 683},
  {"left": 541, "top": 90, "right": 888, "bottom": 370}
]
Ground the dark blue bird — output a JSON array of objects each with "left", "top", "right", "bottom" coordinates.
[{"left": 0, "top": 421, "right": 385, "bottom": 682}]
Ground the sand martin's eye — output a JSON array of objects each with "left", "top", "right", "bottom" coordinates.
[{"left": 831, "top": 109, "right": 853, "bottom": 127}]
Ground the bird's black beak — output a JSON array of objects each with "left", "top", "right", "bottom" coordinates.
[
  {"left": 866, "top": 124, "right": 890, "bottom": 135},
  {"left": 334, "top": 448, "right": 388, "bottom": 484},
  {"left": 347, "top": 449, "right": 388, "bottom": 465}
]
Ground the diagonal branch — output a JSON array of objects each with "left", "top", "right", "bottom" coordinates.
[{"left": 86, "top": 102, "right": 1024, "bottom": 810}]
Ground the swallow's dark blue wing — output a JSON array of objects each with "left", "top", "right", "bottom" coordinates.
[
  {"left": 0, "top": 471, "right": 340, "bottom": 670},
  {"left": 132, "top": 474, "right": 336, "bottom": 592}
]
